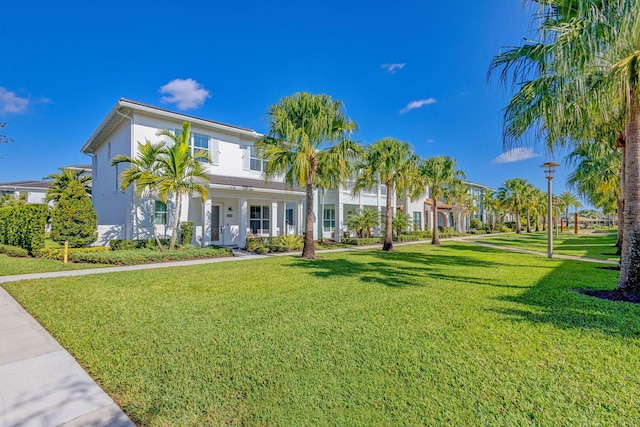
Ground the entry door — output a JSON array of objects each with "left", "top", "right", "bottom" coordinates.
[{"left": 211, "top": 204, "right": 223, "bottom": 244}]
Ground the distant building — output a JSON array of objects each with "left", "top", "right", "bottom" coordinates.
[{"left": 0, "top": 164, "right": 91, "bottom": 205}]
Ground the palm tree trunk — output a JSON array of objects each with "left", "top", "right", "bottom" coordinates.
[
  {"left": 432, "top": 200, "right": 440, "bottom": 245},
  {"left": 617, "top": 96, "right": 640, "bottom": 300},
  {"left": 383, "top": 183, "right": 393, "bottom": 251},
  {"left": 149, "top": 197, "right": 165, "bottom": 252},
  {"left": 515, "top": 209, "right": 521, "bottom": 233},
  {"left": 302, "top": 178, "right": 316, "bottom": 259},
  {"left": 526, "top": 207, "right": 531, "bottom": 233},
  {"left": 616, "top": 135, "right": 625, "bottom": 254},
  {"left": 169, "top": 192, "right": 182, "bottom": 250}
]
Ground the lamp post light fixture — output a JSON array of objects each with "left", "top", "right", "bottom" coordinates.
[{"left": 541, "top": 162, "right": 560, "bottom": 258}]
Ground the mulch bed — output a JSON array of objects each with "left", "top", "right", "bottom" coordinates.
[{"left": 580, "top": 289, "right": 640, "bottom": 305}]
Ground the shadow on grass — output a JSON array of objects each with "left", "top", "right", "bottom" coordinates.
[
  {"left": 287, "top": 243, "right": 534, "bottom": 289},
  {"left": 493, "top": 260, "right": 640, "bottom": 339}
]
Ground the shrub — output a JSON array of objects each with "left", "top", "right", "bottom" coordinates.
[
  {"left": 180, "top": 221, "right": 194, "bottom": 245},
  {"left": 109, "top": 238, "right": 171, "bottom": 251},
  {"left": 342, "top": 237, "right": 382, "bottom": 246},
  {"left": 0, "top": 244, "right": 28, "bottom": 257},
  {"left": 0, "top": 203, "right": 48, "bottom": 254},
  {"left": 35, "top": 246, "right": 110, "bottom": 261},
  {"left": 275, "top": 234, "right": 303, "bottom": 251},
  {"left": 254, "top": 246, "right": 271, "bottom": 254},
  {"left": 72, "top": 246, "right": 233, "bottom": 265},
  {"left": 470, "top": 218, "right": 483, "bottom": 230},
  {"left": 245, "top": 237, "right": 275, "bottom": 251},
  {"left": 50, "top": 180, "right": 97, "bottom": 247}
]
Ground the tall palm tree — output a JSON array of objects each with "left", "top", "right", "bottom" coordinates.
[
  {"left": 44, "top": 167, "right": 92, "bottom": 204},
  {"left": 419, "top": 156, "right": 465, "bottom": 245},
  {"left": 257, "top": 92, "right": 358, "bottom": 259},
  {"left": 449, "top": 180, "right": 476, "bottom": 233},
  {"left": 496, "top": 178, "right": 529, "bottom": 234},
  {"left": 353, "top": 138, "right": 421, "bottom": 251},
  {"left": 490, "top": 0, "right": 640, "bottom": 299},
  {"left": 111, "top": 139, "right": 167, "bottom": 251},
  {"left": 154, "top": 122, "right": 210, "bottom": 250},
  {"left": 521, "top": 183, "right": 538, "bottom": 233},
  {"left": 482, "top": 188, "right": 499, "bottom": 230}
]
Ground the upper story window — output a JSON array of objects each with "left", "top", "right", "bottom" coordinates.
[
  {"left": 174, "top": 129, "right": 218, "bottom": 165},
  {"left": 380, "top": 184, "right": 387, "bottom": 196},
  {"left": 249, "top": 146, "right": 267, "bottom": 172}
]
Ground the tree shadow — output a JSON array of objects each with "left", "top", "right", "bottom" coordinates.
[{"left": 493, "top": 260, "right": 640, "bottom": 339}]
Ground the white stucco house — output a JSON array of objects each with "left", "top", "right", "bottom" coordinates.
[
  {"left": 0, "top": 164, "right": 92, "bottom": 205},
  {"left": 82, "top": 99, "right": 494, "bottom": 247}
]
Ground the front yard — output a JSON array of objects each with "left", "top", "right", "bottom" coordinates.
[{"left": 3, "top": 241, "right": 639, "bottom": 425}]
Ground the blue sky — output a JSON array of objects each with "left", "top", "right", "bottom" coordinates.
[{"left": 1, "top": 1, "right": 576, "bottom": 198}]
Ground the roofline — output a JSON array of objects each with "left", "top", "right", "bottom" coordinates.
[{"left": 81, "top": 98, "right": 262, "bottom": 154}]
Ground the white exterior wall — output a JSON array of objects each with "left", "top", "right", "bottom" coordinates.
[{"left": 91, "top": 120, "right": 132, "bottom": 236}]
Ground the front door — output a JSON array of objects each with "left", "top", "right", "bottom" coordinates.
[{"left": 211, "top": 204, "right": 223, "bottom": 245}]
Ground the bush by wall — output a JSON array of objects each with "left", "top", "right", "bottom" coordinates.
[
  {"left": 0, "top": 244, "right": 29, "bottom": 257},
  {"left": 109, "top": 238, "right": 171, "bottom": 251},
  {"left": 342, "top": 237, "right": 382, "bottom": 246},
  {"left": 72, "top": 246, "right": 232, "bottom": 265},
  {"left": 180, "top": 221, "right": 194, "bottom": 245},
  {"left": 0, "top": 203, "right": 48, "bottom": 254}
]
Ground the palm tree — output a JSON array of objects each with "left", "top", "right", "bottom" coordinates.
[
  {"left": 353, "top": 138, "right": 422, "bottom": 251},
  {"left": 392, "top": 211, "right": 412, "bottom": 236},
  {"left": 521, "top": 183, "right": 539, "bottom": 233},
  {"left": 481, "top": 188, "right": 499, "bottom": 230},
  {"left": 449, "top": 181, "right": 476, "bottom": 233},
  {"left": 154, "top": 122, "right": 210, "bottom": 250},
  {"left": 557, "top": 191, "right": 583, "bottom": 232},
  {"left": 257, "top": 92, "right": 358, "bottom": 259},
  {"left": 496, "top": 178, "right": 529, "bottom": 234},
  {"left": 567, "top": 138, "right": 622, "bottom": 249},
  {"left": 346, "top": 207, "right": 380, "bottom": 238},
  {"left": 490, "top": 0, "right": 640, "bottom": 300},
  {"left": 111, "top": 139, "right": 167, "bottom": 251},
  {"left": 44, "top": 167, "right": 92, "bottom": 204},
  {"left": 419, "top": 156, "right": 465, "bottom": 245}
]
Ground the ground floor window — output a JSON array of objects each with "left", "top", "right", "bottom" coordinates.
[
  {"left": 250, "top": 205, "right": 270, "bottom": 234},
  {"left": 413, "top": 211, "right": 422, "bottom": 231},
  {"left": 285, "top": 208, "right": 294, "bottom": 225},
  {"left": 323, "top": 208, "right": 335, "bottom": 232},
  {"left": 155, "top": 201, "right": 167, "bottom": 225}
]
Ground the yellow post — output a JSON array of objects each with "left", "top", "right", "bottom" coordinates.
[{"left": 63, "top": 241, "right": 69, "bottom": 264}]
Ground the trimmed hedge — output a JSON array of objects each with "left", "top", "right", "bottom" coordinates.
[
  {"left": 0, "top": 244, "right": 29, "bottom": 257},
  {"left": 342, "top": 237, "right": 382, "bottom": 246},
  {"left": 180, "top": 221, "right": 194, "bottom": 245},
  {"left": 34, "top": 246, "right": 110, "bottom": 261},
  {"left": 110, "top": 238, "right": 171, "bottom": 251},
  {"left": 72, "top": 246, "right": 233, "bottom": 265},
  {"left": 0, "top": 204, "right": 48, "bottom": 254}
]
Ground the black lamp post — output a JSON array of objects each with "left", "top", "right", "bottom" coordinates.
[{"left": 541, "top": 162, "right": 559, "bottom": 258}]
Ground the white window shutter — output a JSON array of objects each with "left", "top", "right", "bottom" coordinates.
[
  {"left": 210, "top": 138, "right": 219, "bottom": 165},
  {"left": 242, "top": 145, "right": 250, "bottom": 170}
]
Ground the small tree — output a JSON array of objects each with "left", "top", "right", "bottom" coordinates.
[
  {"left": 50, "top": 180, "right": 97, "bottom": 247},
  {"left": 346, "top": 207, "right": 379, "bottom": 238},
  {"left": 392, "top": 212, "right": 412, "bottom": 236}
]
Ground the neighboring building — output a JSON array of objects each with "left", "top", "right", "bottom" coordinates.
[
  {"left": 0, "top": 164, "right": 91, "bottom": 204},
  {"left": 81, "top": 99, "right": 306, "bottom": 247}
]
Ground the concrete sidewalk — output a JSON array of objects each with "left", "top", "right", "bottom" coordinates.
[
  {"left": 0, "top": 287, "right": 134, "bottom": 427},
  {"left": 0, "top": 235, "right": 616, "bottom": 426}
]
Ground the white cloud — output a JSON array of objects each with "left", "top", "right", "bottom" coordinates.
[
  {"left": 426, "top": 138, "right": 435, "bottom": 144},
  {"left": 493, "top": 147, "right": 539, "bottom": 163},
  {"left": 400, "top": 98, "right": 437, "bottom": 114},
  {"left": 0, "top": 87, "right": 30, "bottom": 114},
  {"left": 381, "top": 63, "right": 406, "bottom": 74},
  {"left": 159, "top": 78, "right": 210, "bottom": 110}
]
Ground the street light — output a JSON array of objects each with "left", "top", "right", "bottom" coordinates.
[{"left": 541, "top": 162, "right": 560, "bottom": 258}]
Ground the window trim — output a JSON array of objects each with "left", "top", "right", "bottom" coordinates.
[{"left": 154, "top": 201, "right": 168, "bottom": 225}]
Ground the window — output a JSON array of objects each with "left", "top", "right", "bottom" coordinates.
[
  {"left": 380, "top": 184, "right": 387, "bottom": 196},
  {"left": 413, "top": 211, "right": 422, "bottom": 231},
  {"left": 250, "top": 205, "right": 270, "bottom": 234},
  {"left": 285, "top": 208, "right": 294, "bottom": 225},
  {"left": 175, "top": 129, "right": 212, "bottom": 163},
  {"left": 323, "top": 208, "right": 335, "bottom": 232},
  {"left": 155, "top": 201, "right": 167, "bottom": 225},
  {"left": 114, "top": 163, "right": 119, "bottom": 191},
  {"left": 249, "top": 146, "right": 267, "bottom": 172}
]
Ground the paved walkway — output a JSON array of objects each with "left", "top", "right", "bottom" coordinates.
[{"left": 0, "top": 236, "right": 617, "bottom": 426}]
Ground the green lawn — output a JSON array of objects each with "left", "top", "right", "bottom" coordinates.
[
  {"left": 0, "top": 254, "right": 106, "bottom": 276},
  {"left": 473, "top": 231, "right": 619, "bottom": 261},
  {"left": 4, "top": 242, "right": 639, "bottom": 426}
]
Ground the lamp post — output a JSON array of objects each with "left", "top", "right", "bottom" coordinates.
[{"left": 541, "top": 162, "right": 559, "bottom": 259}]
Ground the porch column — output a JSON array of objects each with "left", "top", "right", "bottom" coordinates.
[
  {"left": 298, "top": 197, "right": 304, "bottom": 235},
  {"left": 239, "top": 198, "right": 247, "bottom": 248},
  {"left": 271, "top": 201, "right": 278, "bottom": 237},
  {"left": 336, "top": 189, "right": 343, "bottom": 242},
  {"left": 203, "top": 199, "right": 212, "bottom": 246}
]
